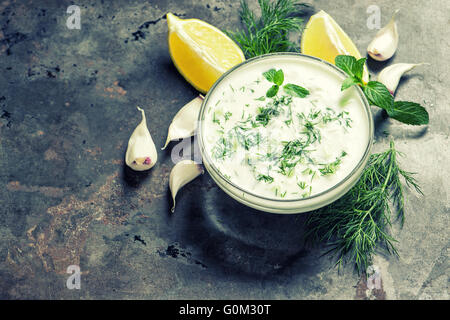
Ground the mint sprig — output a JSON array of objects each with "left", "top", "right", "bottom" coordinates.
[
  {"left": 263, "top": 69, "right": 310, "bottom": 99},
  {"left": 335, "top": 55, "right": 429, "bottom": 126}
]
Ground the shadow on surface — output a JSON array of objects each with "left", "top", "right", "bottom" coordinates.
[
  {"left": 366, "top": 55, "right": 392, "bottom": 74},
  {"left": 173, "top": 178, "right": 324, "bottom": 279},
  {"left": 122, "top": 163, "right": 152, "bottom": 188}
]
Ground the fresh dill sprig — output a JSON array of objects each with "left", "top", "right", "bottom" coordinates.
[
  {"left": 305, "top": 140, "right": 423, "bottom": 275},
  {"left": 226, "top": 0, "right": 309, "bottom": 58}
]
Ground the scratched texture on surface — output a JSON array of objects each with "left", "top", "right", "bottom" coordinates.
[{"left": 0, "top": 0, "right": 448, "bottom": 299}]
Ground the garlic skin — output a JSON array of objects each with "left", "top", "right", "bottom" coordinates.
[
  {"left": 169, "top": 160, "right": 204, "bottom": 213},
  {"left": 377, "top": 63, "right": 428, "bottom": 95},
  {"left": 162, "top": 95, "right": 204, "bottom": 150},
  {"left": 367, "top": 10, "right": 399, "bottom": 61},
  {"left": 125, "top": 106, "right": 158, "bottom": 171}
]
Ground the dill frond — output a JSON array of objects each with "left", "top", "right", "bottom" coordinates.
[
  {"left": 305, "top": 140, "right": 423, "bottom": 275},
  {"left": 226, "top": 0, "right": 311, "bottom": 58}
]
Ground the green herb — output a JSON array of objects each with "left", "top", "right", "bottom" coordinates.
[
  {"left": 283, "top": 83, "right": 310, "bottom": 98},
  {"left": 263, "top": 68, "right": 277, "bottom": 83},
  {"left": 273, "top": 94, "right": 292, "bottom": 106},
  {"left": 256, "top": 174, "right": 274, "bottom": 183},
  {"left": 302, "top": 186, "right": 312, "bottom": 198},
  {"left": 263, "top": 68, "right": 284, "bottom": 97},
  {"left": 263, "top": 68, "right": 311, "bottom": 101},
  {"left": 234, "top": 127, "right": 261, "bottom": 150},
  {"left": 255, "top": 96, "right": 266, "bottom": 101},
  {"left": 389, "top": 101, "right": 429, "bottom": 125},
  {"left": 211, "top": 136, "right": 234, "bottom": 160},
  {"left": 212, "top": 112, "right": 221, "bottom": 125},
  {"left": 298, "top": 112, "right": 321, "bottom": 144},
  {"left": 297, "top": 181, "right": 307, "bottom": 189},
  {"left": 273, "top": 69, "right": 284, "bottom": 86},
  {"left": 224, "top": 111, "right": 233, "bottom": 121},
  {"left": 278, "top": 139, "right": 309, "bottom": 176},
  {"left": 318, "top": 152, "right": 347, "bottom": 176},
  {"left": 266, "top": 85, "right": 279, "bottom": 97},
  {"left": 335, "top": 55, "right": 429, "bottom": 125},
  {"left": 255, "top": 105, "right": 280, "bottom": 126},
  {"left": 226, "top": 0, "right": 309, "bottom": 58},
  {"left": 305, "top": 141, "right": 422, "bottom": 274},
  {"left": 284, "top": 105, "right": 293, "bottom": 126},
  {"left": 363, "top": 81, "right": 394, "bottom": 112}
]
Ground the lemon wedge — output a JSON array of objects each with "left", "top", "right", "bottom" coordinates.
[
  {"left": 167, "top": 13, "right": 245, "bottom": 93},
  {"left": 301, "top": 10, "right": 369, "bottom": 82}
]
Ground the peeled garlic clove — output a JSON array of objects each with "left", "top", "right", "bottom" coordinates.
[
  {"left": 169, "top": 160, "right": 204, "bottom": 213},
  {"left": 377, "top": 63, "right": 428, "bottom": 95},
  {"left": 367, "top": 9, "right": 399, "bottom": 61},
  {"left": 125, "top": 106, "right": 158, "bottom": 171},
  {"left": 162, "top": 95, "right": 204, "bottom": 150}
]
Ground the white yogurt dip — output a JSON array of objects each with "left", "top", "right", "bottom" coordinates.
[{"left": 201, "top": 55, "right": 370, "bottom": 201}]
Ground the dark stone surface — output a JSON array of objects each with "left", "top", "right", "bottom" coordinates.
[{"left": 0, "top": 0, "right": 448, "bottom": 299}]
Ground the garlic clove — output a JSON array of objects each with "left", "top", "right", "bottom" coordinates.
[
  {"left": 125, "top": 106, "right": 158, "bottom": 171},
  {"left": 162, "top": 95, "right": 204, "bottom": 150},
  {"left": 377, "top": 63, "right": 428, "bottom": 95},
  {"left": 169, "top": 159, "right": 204, "bottom": 213},
  {"left": 367, "top": 9, "right": 399, "bottom": 61}
]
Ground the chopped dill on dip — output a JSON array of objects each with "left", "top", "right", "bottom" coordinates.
[{"left": 202, "top": 56, "right": 370, "bottom": 200}]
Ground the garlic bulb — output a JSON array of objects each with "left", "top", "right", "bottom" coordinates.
[
  {"left": 377, "top": 63, "right": 428, "bottom": 95},
  {"left": 125, "top": 106, "right": 158, "bottom": 171},
  {"left": 162, "top": 95, "right": 204, "bottom": 150},
  {"left": 367, "top": 10, "right": 399, "bottom": 61},
  {"left": 169, "top": 160, "right": 204, "bottom": 213}
]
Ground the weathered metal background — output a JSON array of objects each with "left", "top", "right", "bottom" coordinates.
[{"left": 0, "top": 0, "right": 448, "bottom": 299}]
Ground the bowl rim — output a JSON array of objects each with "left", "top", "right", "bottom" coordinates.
[{"left": 197, "top": 52, "right": 374, "bottom": 203}]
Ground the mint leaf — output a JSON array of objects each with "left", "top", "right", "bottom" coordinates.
[
  {"left": 254, "top": 96, "right": 266, "bottom": 101},
  {"left": 263, "top": 69, "right": 277, "bottom": 82},
  {"left": 341, "top": 76, "right": 360, "bottom": 91},
  {"left": 387, "top": 101, "right": 429, "bottom": 125},
  {"left": 363, "top": 81, "right": 394, "bottom": 112},
  {"left": 354, "top": 58, "right": 367, "bottom": 80},
  {"left": 335, "top": 55, "right": 366, "bottom": 83},
  {"left": 335, "top": 55, "right": 357, "bottom": 77},
  {"left": 266, "top": 85, "right": 279, "bottom": 97},
  {"left": 274, "top": 69, "right": 284, "bottom": 86},
  {"left": 283, "top": 83, "right": 309, "bottom": 98}
]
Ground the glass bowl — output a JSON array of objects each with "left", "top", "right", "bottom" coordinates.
[{"left": 197, "top": 53, "right": 374, "bottom": 214}]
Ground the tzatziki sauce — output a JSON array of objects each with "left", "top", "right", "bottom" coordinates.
[{"left": 201, "top": 56, "right": 370, "bottom": 200}]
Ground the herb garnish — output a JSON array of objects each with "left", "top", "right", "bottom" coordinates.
[
  {"left": 256, "top": 174, "right": 274, "bottom": 183},
  {"left": 224, "top": 111, "right": 233, "bottom": 121},
  {"left": 283, "top": 83, "right": 310, "bottom": 97},
  {"left": 226, "top": 0, "right": 310, "bottom": 58},
  {"left": 211, "top": 136, "right": 234, "bottom": 159},
  {"left": 335, "top": 55, "right": 429, "bottom": 125},
  {"left": 306, "top": 141, "right": 422, "bottom": 274},
  {"left": 212, "top": 112, "right": 221, "bottom": 125},
  {"left": 255, "top": 105, "right": 280, "bottom": 126},
  {"left": 263, "top": 68, "right": 310, "bottom": 99},
  {"left": 319, "top": 151, "right": 347, "bottom": 176}
]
